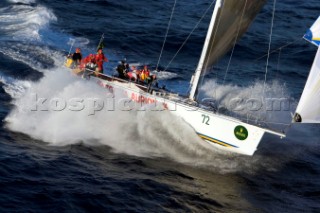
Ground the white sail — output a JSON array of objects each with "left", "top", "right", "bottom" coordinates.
[
  {"left": 294, "top": 46, "right": 320, "bottom": 123},
  {"left": 294, "top": 17, "right": 320, "bottom": 123},
  {"left": 189, "top": 0, "right": 266, "bottom": 100},
  {"left": 303, "top": 16, "right": 320, "bottom": 46}
]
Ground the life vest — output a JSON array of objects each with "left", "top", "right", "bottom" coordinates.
[
  {"left": 65, "top": 58, "right": 73, "bottom": 68},
  {"left": 145, "top": 70, "right": 150, "bottom": 78},
  {"left": 141, "top": 68, "right": 151, "bottom": 82},
  {"left": 140, "top": 70, "right": 146, "bottom": 81}
]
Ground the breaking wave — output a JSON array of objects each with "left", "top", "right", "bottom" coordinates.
[
  {"left": 7, "top": 0, "right": 36, "bottom": 4},
  {"left": 0, "top": 73, "right": 31, "bottom": 98},
  {"left": 0, "top": 3, "right": 56, "bottom": 41},
  {"left": 0, "top": 43, "right": 63, "bottom": 71}
]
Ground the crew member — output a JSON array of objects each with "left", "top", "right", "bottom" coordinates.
[
  {"left": 72, "top": 48, "right": 82, "bottom": 67},
  {"left": 95, "top": 48, "right": 108, "bottom": 73},
  {"left": 81, "top": 54, "right": 97, "bottom": 71},
  {"left": 116, "top": 60, "right": 128, "bottom": 79},
  {"left": 127, "top": 66, "right": 138, "bottom": 81},
  {"left": 140, "top": 65, "right": 150, "bottom": 83}
]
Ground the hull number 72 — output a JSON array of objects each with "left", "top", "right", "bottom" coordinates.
[{"left": 201, "top": 114, "right": 210, "bottom": 125}]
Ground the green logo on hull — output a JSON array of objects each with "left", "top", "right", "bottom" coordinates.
[{"left": 234, "top": 126, "right": 248, "bottom": 140}]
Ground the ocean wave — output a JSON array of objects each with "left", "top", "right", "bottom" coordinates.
[
  {"left": 7, "top": 0, "right": 36, "bottom": 5},
  {"left": 0, "top": 3, "right": 56, "bottom": 41}
]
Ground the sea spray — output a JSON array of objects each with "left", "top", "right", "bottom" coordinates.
[
  {"left": 2, "top": 68, "right": 294, "bottom": 173},
  {"left": 199, "top": 79, "right": 295, "bottom": 129},
  {"left": 4, "top": 69, "right": 205, "bottom": 155}
]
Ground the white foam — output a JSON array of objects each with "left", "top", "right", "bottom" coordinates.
[
  {"left": 0, "top": 42, "right": 67, "bottom": 73},
  {"left": 200, "top": 79, "right": 294, "bottom": 127},
  {"left": 0, "top": 74, "right": 31, "bottom": 98},
  {"left": 152, "top": 70, "right": 178, "bottom": 80},
  {"left": 4, "top": 68, "right": 194, "bottom": 154},
  {"left": 7, "top": 0, "right": 36, "bottom": 3},
  {"left": 0, "top": 4, "right": 56, "bottom": 41}
]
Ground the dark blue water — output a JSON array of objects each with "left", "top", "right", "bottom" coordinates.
[{"left": 0, "top": 0, "right": 319, "bottom": 212}]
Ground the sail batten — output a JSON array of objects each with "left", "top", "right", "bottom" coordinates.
[{"left": 189, "top": 0, "right": 267, "bottom": 100}]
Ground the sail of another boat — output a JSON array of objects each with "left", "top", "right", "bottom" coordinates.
[{"left": 294, "top": 16, "right": 320, "bottom": 123}]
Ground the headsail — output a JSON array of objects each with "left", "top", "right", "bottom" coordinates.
[
  {"left": 189, "top": 0, "right": 267, "bottom": 100},
  {"left": 294, "top": 16, "right": 320, "bottom": 123},
  {"left": 303, "top": 16, "right": 320, "bottom": 47}
]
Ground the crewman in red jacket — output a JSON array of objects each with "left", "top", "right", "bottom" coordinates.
[
  {"left": 80, "top": 53, "right": 96, "bottom": 71},
  {"left": 95, "top": 48, "right": 108, "bottom": 73}
]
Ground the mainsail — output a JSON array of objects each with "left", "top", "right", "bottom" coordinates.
[
  {"left": 189, "top": 0, "right": 267, "bottom": 100},
  {"left": 294, "top": 16, "right": 320, "bottom": 123}
]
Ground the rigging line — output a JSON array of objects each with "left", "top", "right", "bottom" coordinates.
[
  {"left": 223, "top": 0, "right": 248, "bottom": 84},
  {"left": 263, "top": 0, "right": 277, "bottom": 97},
  {"left": 67, "top": 39, "right": 75, "bottom": 55},
  {"left": 156, "top": 0, "right": 177, "bottom": 71},
  {"left": 65, "top": 38, "right": 75, "bottom": 64},
  {"left": 276, "top": 47, "right": 282, "bottom": 74},
  {"left": 163, "top": 0, "right": 216, "bottom": 72},
  {"left": 255, "top": 37, "right": 303, "bottom": 61}
]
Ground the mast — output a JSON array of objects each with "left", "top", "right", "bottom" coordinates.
[{"left": 189, "top": 0, "right": 222, "bottom": 101}]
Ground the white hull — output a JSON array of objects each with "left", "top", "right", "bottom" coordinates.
[{"left": 87, "top": 74, "right": 284, "bottom": 156}]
